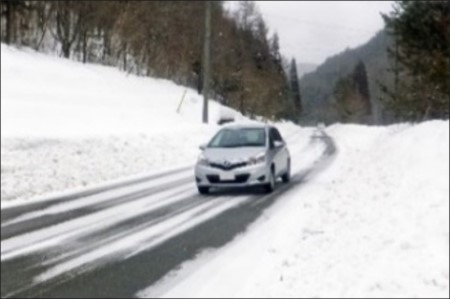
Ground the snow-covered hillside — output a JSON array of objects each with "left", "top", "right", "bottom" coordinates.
[
  {"left": 140, "top": 121, "right": 449, "bottom": 298},
  {"left": 0, "top": 44, "right": 297, "bottom": 203}
]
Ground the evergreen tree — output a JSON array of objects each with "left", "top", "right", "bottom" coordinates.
[
  {"left": 353, "top": 61, "right": 370, "bottom": 100},
  {"left": 269, "top": 33, "right": 281, "bottom": 66},
  {"left": 352, "top": 60, "right": 371, "bottom": 117},
  {"left": 289, "top": 58, "right": 302, "bottom": 120},
  {"left": 382, "top": 0, "right": 449, "bottom": 120},
  {"left": 334, "top": 61, "right": 372, "bottom": 123}
]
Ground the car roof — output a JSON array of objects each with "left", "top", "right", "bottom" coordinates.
[{"left": 221, "top": 122, "right": 271, "bottom": 130}]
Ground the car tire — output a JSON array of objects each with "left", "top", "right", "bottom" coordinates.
[
  {"left": 264, "top": 168, "right": 276, "bottom": 193},
  {"left": 281, "top": 159, "right": 291, "bottom": 183},
  {"left": 197, "top": 186, "right": 210, "bottom": 195}
]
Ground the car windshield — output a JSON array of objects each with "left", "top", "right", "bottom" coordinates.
[{"left": 208, "top": 128, "right": 266, "bottom": 148}]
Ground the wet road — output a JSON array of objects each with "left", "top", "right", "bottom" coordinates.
[{"left": 1, "top": 132, "right": 336, "bottom": 298}]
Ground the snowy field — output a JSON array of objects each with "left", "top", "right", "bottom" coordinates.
[
  {"left": 1, "top": 44, "right": 448, "bottom": 297},
  {"left": 1, "top": 44, "right": 297, "bottom": 203}
]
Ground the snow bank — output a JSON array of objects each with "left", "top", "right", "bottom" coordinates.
[
  {"left": 1, "top": 44, "right": 244, "bottom": 138},
  {"left": 139, "top": 120, "right": 449, "bottom": 298}
]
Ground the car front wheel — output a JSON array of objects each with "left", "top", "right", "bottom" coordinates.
[
  {"left": 281, "top": 159, "right": 291, "bottom": 183},
  {"left": 264, "top": 168, "right": 276, "bottom": 193}
]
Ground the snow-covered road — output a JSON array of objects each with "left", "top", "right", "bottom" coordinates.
[{"left": 1, "top": 130, "right": 334, "bottom": 298}]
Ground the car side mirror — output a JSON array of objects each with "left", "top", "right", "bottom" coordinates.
[
  {"left": 274, "top": 141, "right": 284, "bottom": 148},
  {"left": 199, "top": 144, "right": 206, "bottom": 151}
]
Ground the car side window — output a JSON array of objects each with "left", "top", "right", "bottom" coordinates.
[
  {"left": 268, "top": 128, "right": 275, "bottom": 148},
  {"left": 271, "top": 128, "right": 283, "bottom": 142}
]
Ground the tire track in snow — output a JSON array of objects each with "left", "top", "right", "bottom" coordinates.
[
  {"left": 1, "top": 174, "right": 194, "bottom": 240},
  {"left": 0, "top": 165, "right": 192, "bottom": 222},
  {"left": 39, "top": 194, "right": 214, "bottom": 268},
  {"left": 1, "top": 182, "right": 200, "bottom": 261},
  {"left": 1, "top": 194, "right": 249, "bottom": 298}
]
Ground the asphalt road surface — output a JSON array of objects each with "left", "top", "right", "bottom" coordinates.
[{"left": 1, "top": 132, "right": 336, "bottom": 298}]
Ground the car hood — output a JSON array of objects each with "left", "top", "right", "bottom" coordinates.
[{"left": 203, "top": 147, "right": 265, "bottom": 164}]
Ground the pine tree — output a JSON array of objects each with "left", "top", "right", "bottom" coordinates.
[
  {"left": 353, "top": 61, "right": 370, "bottom": 99},
  {"left": 289, "top": 58, "right": 302, "bottom": 120},
  {"left": 352, "top": 60, "right": 371, "bottom": 118},
  {"left": 334, "top": 61, "right": 372, "bottom": 123},
  {"left": 269, "top": 33, "right": 282, "bottom": 67},
  {"left": 382, "top": 0, "right": 449, "bottom": 120}
]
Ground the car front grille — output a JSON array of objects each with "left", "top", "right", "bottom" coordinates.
[
  {"left": 209, "top": 162, "right": 247, "bottom": 171},
  {"left": 206, "top": 174, "right": 250, "bottom": 184}
]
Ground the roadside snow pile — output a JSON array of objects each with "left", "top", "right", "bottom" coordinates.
[
  {"left": 140, "top": 120, "right": 449, "bottom": 298},
  {"left": 1, "top": 133, "right": 205, "bottom": 202},
  {"left": 1, "top": 44, "right": 300, "bottom": 203}
]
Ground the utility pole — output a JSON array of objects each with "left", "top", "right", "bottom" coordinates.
[{"left": 202, "top": 1, "right": 212, "bottom": 124}]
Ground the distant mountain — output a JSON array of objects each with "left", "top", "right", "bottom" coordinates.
[
  {"left": 299, "top": 30, "right": 393, "bottom": 124},
  {"left": 296, "top": 63, "right": 318, "bottom": 79}
]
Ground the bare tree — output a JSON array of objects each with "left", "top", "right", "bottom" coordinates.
[{"left": 52, "top": 1, "right": 80, "bottom": 58}]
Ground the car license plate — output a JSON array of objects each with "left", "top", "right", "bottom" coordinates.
[{"left": 220, "top": 172, "right": 235, "bottom": 181}]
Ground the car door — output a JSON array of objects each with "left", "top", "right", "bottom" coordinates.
[
  {"left": 272, "top": 128, "right": 289, "bottom": 175},
  {"left": 269, "top": 128, "right": 286, "bottom": 177}
]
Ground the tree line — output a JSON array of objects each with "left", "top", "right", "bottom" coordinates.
[
  {"left": 0, "top": 0, "right": 303, "bottom": 123},
  {"left": 4, "top": 1, "right": 443, "bottom": 125}
]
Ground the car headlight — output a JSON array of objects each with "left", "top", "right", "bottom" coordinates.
[
  {"left": 248, "top": 152, "right": 266, "bottom": 165},
  {"left": 197, "top": 153, "right": 209, "bottom": 166}
]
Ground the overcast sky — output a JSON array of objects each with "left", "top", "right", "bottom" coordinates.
[{"left": 229, "top": 1, "right": 395, "bottom": 65}]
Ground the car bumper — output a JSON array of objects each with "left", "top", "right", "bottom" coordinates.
[{"left": 195, "top": 163, "right": 270, "bottom": 188}]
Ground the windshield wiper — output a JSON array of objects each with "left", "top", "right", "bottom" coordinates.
[{"left": 211, "top": 144, "right": 264, "bottom": 148}]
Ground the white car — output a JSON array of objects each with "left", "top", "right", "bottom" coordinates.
[{"left": 195, "top": 124, "right": 291, "bottom": 194}]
